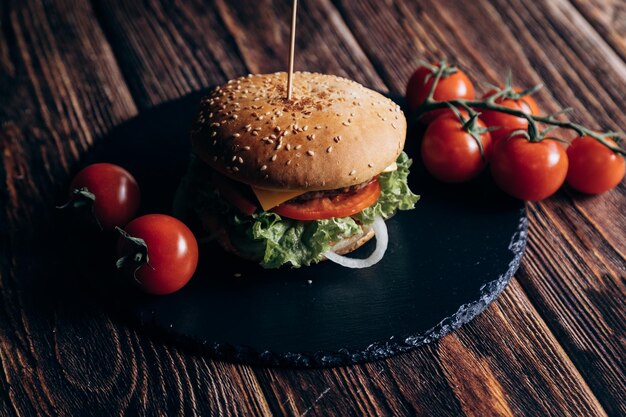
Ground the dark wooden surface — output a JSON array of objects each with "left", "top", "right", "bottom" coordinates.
[{"left": 0, "top": 0, "right": 624, "bottom": 415}]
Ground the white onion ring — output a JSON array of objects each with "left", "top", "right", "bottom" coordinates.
[{"left": 323, "top": 216, "right": 388, "bottom": 268}]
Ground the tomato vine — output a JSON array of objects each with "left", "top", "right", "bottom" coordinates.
[{"left": 414, "top": 60, "right": 625, "bottom": 156}]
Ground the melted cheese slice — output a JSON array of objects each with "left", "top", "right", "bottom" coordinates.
[{"left": 251, "top": 187, "right": 306, "bottom": 211}]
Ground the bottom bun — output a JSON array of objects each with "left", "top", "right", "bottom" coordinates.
[{"left": 200, "top": 214, "right": 375, "bottom": 263}]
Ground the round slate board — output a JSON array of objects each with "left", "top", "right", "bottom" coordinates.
[{"left": 88, "top": 90, "right": 527, "bottom": 367}]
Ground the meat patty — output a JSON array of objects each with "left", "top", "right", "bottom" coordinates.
[{"left": 290, "top": 178, "right": 375, "bottom": 202}]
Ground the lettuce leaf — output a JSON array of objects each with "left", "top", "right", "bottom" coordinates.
[
  {"left": 355, "top": 152, "right": 419, "bottom": 224},
  {"left": 229, "top": 212, "right": 361, "bottom": 268},
  {"left": 182, "top": 152, "right": 419, "bottom": 268}
]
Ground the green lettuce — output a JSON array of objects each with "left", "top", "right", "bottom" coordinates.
[
  {"left": 355, "top": 152, "right": 419, "bottom": 224},
  {"left": 181, "top": 152, "right": 419, "bottom": 268},
  {"left": 229, "top": 213, "right": 361, "bottom": 268}
]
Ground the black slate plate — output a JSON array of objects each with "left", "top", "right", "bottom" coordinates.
[{"left": 87, "top": 90, "right": 527, "bottom": 367}]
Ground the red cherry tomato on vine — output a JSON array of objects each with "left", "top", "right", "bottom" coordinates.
[
  {"left": 421, "top": 113, "right": 492, "bottom": 183},
  {"left": 566, "top": 136, "right": 625, "bottom": 194},
  {"left": 490, "top": 136, "right": 568, "bottom": 201},
  {"left": 513, "top": 88, "right": 540, "bottom": 116},
  {"left": 69, "top": 163, "right": 140, "bottom": 230},
  {"left": 116, "top": 214, "right": 198, "bottom": 295},
  {"left": 406, "top": 64, "right": 475, "bottom": 123},
  {"left": 480, "top": 88, "right": 540, "bottom": 143}
]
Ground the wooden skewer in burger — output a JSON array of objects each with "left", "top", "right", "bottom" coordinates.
[{"left": 175, "top": 0, "right": 419, "bottom": 268}]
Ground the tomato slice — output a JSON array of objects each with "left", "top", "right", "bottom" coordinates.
[
  {"left": 272, "top": 179, "right": 381, "bottom": 220},
  {"left": 212, "top": 173, "right": 258, "bottom": 215}
]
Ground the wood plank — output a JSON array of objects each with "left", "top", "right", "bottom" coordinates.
[
  {"left": 2, "top": 0, "right": 621, "bottom": 415},
  {"left": 92, "top": 0, "right": 386, "bottom": 110},
  {"left": 568, "top": 0, "right": 626, "bottom": 62},
  {"left": 212, "top": 0, "right": 384, "bottom": 89},
  {"left": 0, "top": 1, "right": 136, "bottom": 232},
  {"left": 0, "top": 0, "right": 132, "bottom": 413},
  {"left": 331, "top": 0, "right": 626, "bottom": 414},
  {"left": 92, "top": 0, "right": 249, "bottom": 108},
  {"left": 253, "top": 345, "right": 465, "bottom": 416},
  {"left": 516, "top": 200, "right": 625, "bottom": 413},
  {"left": 437, "top": 280, "right": 605, "bottom": 417},
  {"left": 93, "top": 0, "right": 613, "bottom": 415},
  {"left": 0, "top": 1, "right": 270, "bottom": 416}
]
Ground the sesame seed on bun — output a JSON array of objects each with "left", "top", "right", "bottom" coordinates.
[{"left": 191, "top": 72, "right": 406, "bottom": 191}]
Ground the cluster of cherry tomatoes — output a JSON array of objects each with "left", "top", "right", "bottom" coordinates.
[
  {"left": 66, "top": 163, "right": 198, "bottom": 295},
  {"left": 406, "top": 63, "right": 625, "bottom": 201}
]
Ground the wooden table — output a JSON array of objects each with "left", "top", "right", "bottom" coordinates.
[{"left": 1, "top": 1, "right": 624, "bottom": 415}]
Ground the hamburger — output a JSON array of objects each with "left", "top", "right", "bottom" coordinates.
[{"left": 175, "top": 72, "right": 419, "bottom": 268}]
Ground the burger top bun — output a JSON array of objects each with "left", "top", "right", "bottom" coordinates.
[{"left": 191, "top": 72, "right": 406, "bottom": 191}]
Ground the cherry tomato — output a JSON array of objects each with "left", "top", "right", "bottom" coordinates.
[
  {"left": 420, "top": 113, "right": 493, "bottom": 183},
  {"left": 491, "top": 136, "right": 568, "bottom": 201},
  {"left": 406, "top": 64, "right": 475, "bottom": 123},
  {"left": 514, "top": 88, "right": 540, "bottom": 115},
  {"left": 69, "top": 163, "right": 140, "bottom": 230},
  {"left": 116, "top": 214, "right": 198, "bottom": 295},
  {"left": 566, "top": 136, "right": 625, "bottom": 194},
  {"left": 272, "top": 179, "right": 381, "bottom": 220},
  {"left": 212, "top": 172, "right": 258, "bottom": 215},
  {"left": 480, "top": 88, "right": 540, "bottom": 143}
]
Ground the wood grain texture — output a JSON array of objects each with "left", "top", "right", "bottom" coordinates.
[
  {"left": 0, "top": 0, "right": 624, "bottom": 415},
  {"left": 436, "top": 280, "right": 605, "bottom": 417},
  {"left": 0, "top": 1, "right": 268, "bottom": 417},
  {"left": 91, "top": 0, "right": 248, "bottom": 108},
  {"left": 331, "top": 0, "right": 626, "bottom": 414},
  {"left": 0, "top": 0, "right": 136, "bottom": 225},
  {"left": 92, "top": 0, "right": 386, "bottom": 110},
  {"left": 568, "top": 0, "right": 626, "bottom": 62}
]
